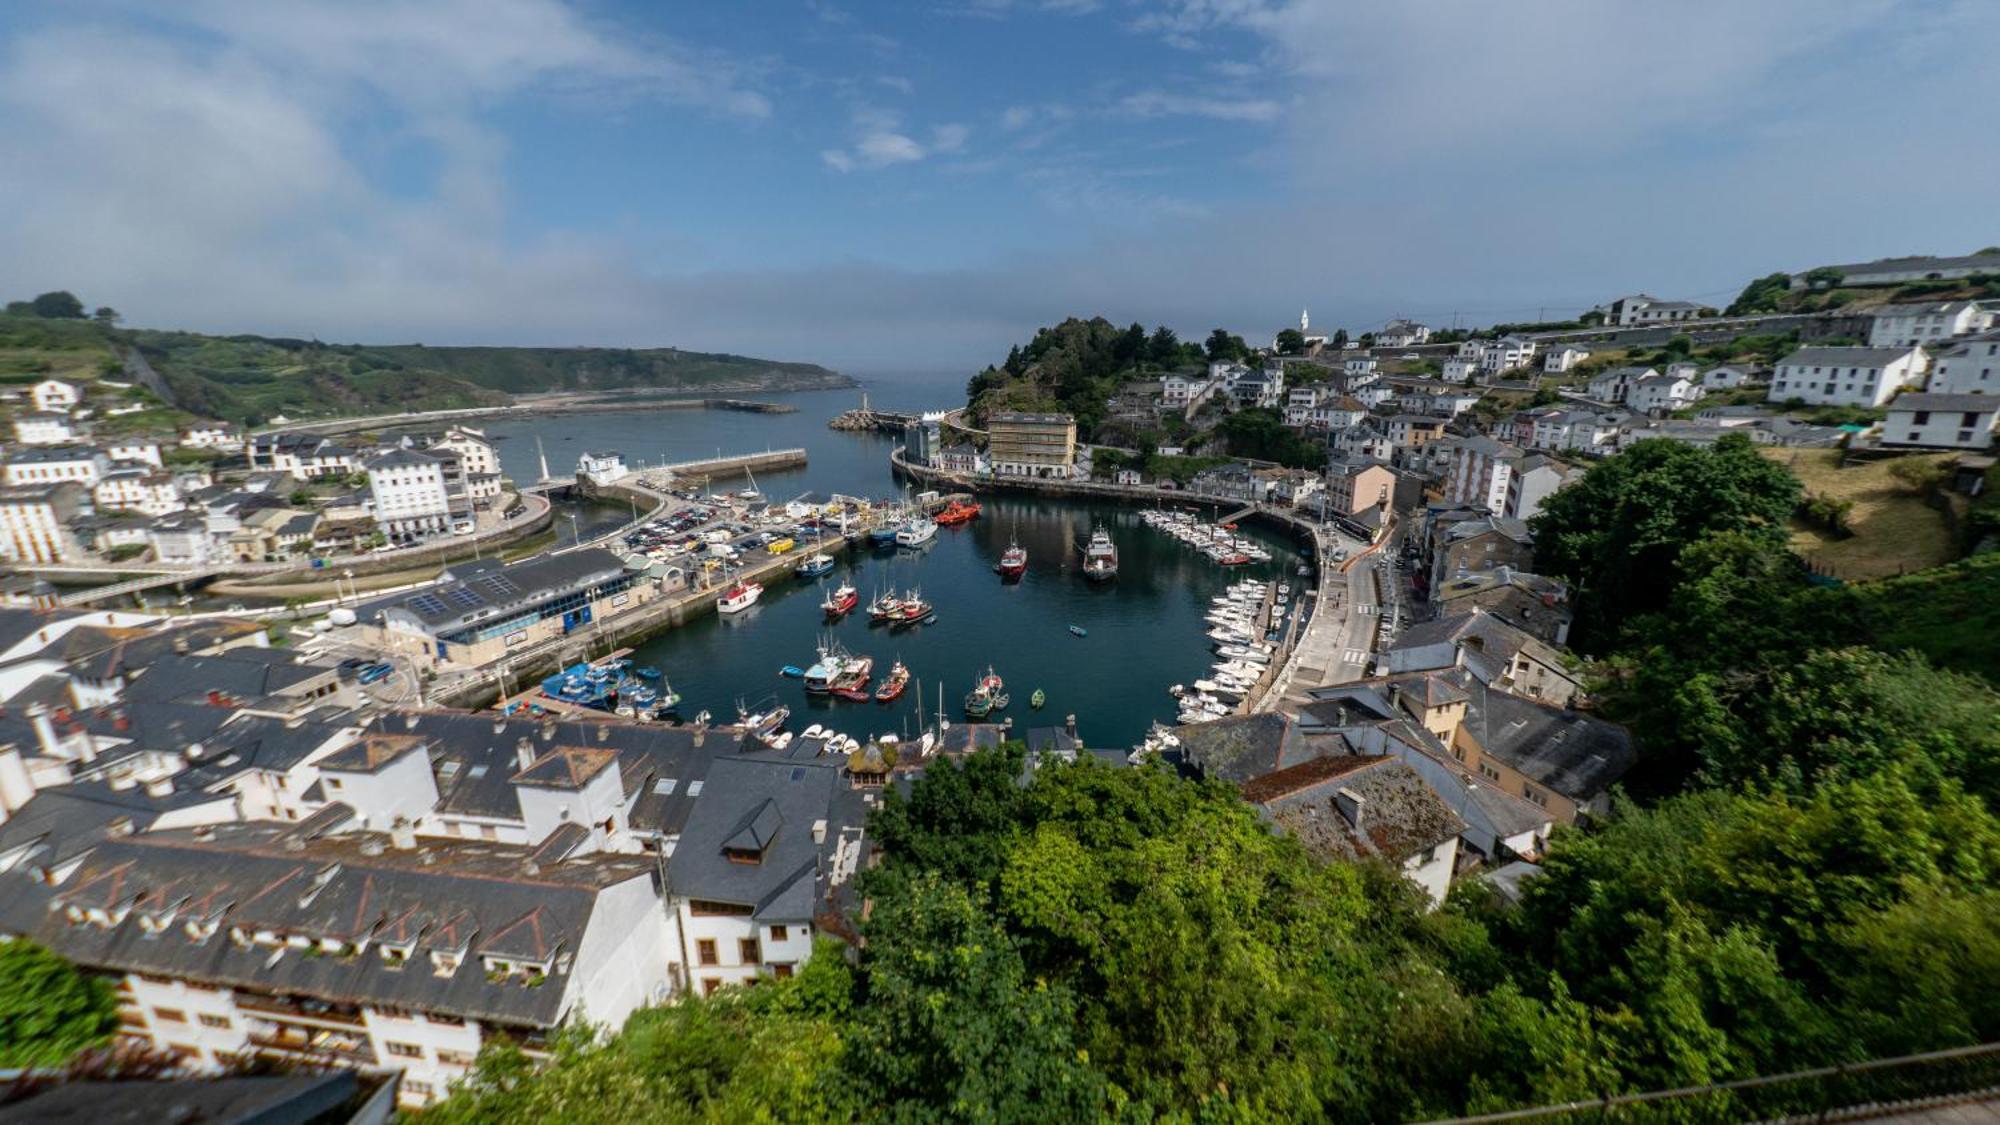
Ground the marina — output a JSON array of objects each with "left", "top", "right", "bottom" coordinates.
[{"left": 466, "top": 380, "right": 1311, "bottom": 748}]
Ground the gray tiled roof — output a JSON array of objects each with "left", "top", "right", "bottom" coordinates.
[{"left": 667, "top": 755, "right": 841, "bottom": 921}]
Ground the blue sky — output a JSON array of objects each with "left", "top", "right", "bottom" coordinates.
[{"left": 1, "top": 1, "right": 1996, "bottom": 374}]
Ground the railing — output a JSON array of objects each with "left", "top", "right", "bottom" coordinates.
[
  {"left": 245, "top": 1028, "right": 377, "bottom": 1065},
  {"left": 1417, "top": 1041, "right": 2000, "bottom": 1124},
  {"left": 235, "top": 994, "right": 367, "bottom": 1028}
]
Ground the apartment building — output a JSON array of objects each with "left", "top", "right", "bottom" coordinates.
[
  {"left": 986, "top": 412, "right": 1077, "bottom": 478},
  {"left": 1766, "top": 345, "right": 1929, "bottom": 407}
]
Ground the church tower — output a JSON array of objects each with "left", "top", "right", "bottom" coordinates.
[{"left": 1301, "top": 309, "right": 1310, "bottom": 332}]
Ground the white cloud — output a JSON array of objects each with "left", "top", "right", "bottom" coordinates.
[
  {"left": 1118, "top": 89, "right": 1281, "bottom": 122},
  {"left": 820, "top": 110, "right": 968, "bottom": 171}
]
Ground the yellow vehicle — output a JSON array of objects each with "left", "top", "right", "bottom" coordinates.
[
  {"left": 702, "top": 557, "right": 724, "bottom": 572},
  {"left": 766, "top": 537, "right": 796, "bottom": 555}
]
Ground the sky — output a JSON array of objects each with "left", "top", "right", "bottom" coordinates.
[{"left": 1, "top": 0, "right": 1996, "bottom": 375}]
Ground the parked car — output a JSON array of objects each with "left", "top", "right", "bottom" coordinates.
[{"left": 357, "top": 662, "right": 395, "bottom": 685}]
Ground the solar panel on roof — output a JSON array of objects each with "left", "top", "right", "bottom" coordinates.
[
  {"left": 445, "top": 587, "right": 484, "bottom": 609},
  {"left": 408, "top": 594, "right": 448, "bottom": 615}
]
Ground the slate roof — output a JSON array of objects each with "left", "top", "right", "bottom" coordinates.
[
  {"left": 1777, "top": 346, "right": 1921, "bottom": 368},
  {"left": 1176, "top": 713, "right": 1337, "bottom": 784},
  {"left": 512, "top": 746, "right": 619, "bottom": 790},
  {"left": 1246, "top": 755, "right": 1463, "bottom": 864},
  {"left": 0, "top": 783, "right": 231, "bottom": 874},
  {"left": 122, "top": 650, "right": 334, "bottom": 706},
  {"left": 318, "top": 734, "right": 426, "bottom": 774},
  {"left": 358, "top": 549, "right": 630, "bottom": 635},
  {"left": 1384, "top": 668, "right": 1634, "bottom": 800},
  {"left": 1, "top": 824, "right": 657, "bottom": 1029},
  {"left": 1888, "top": 393, "right": 2000, "bottom": 414},
  {"left": 667, "top": 756, "right": 841, "bottom": 921},
  {"left": 1803, "top": 253, "right": 2000, "bottom": 277}
]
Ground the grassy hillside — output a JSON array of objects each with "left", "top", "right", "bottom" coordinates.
[
  {"left": 1829, "top": 551, "right": 2000, "bottom": 682},
  {"left": 0, "top": 308, "right": 849, "bottom": 427}
]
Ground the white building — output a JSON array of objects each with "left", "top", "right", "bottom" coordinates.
[
  {"left": 1626, "top": 373, "right": 1704, "bottom": 415},
  {"left": 367, "top": 448, "right": 459, "bottom": 542},
  {"left": 1879, "top": 393, "right": 2000, "bottom": 450},
  {"left": 577, "top": 450, "right": 629, "bottom": 487},
  {"left": 104, "top": 440, "right": 164, "bottom": 468},
  {"left": 1541, "top": 344, "right": 1591, "bottom": 374},
  {"left": 147, "top": 513, "right": 213, "bottom": 565},
  {"left": 1343, "top": 354, "right": 1379, "bottom": 376},
  {"left": 12, "top": 412, "right": 78, "bottom": 446},
  {"left": 1865, "top": 300, "right": 1995, "bottom": 348},
  {"left": 1766, "top": 345, "right": 1930, "bottom": 408},
  {"left": 1478, "top": 336, "right": 1538, "bottom": 375},
  {"left": 1606, "top": 294, "right": 1708, "bottom": 326},
  {"left": 30, "top": 378, "right": 84, "bottom": 414},
  {"left": 1790, "top": 253, "right": 2000, "bottom": 290},
  {"left": 1376, "top": 320, "right": 1432, "bottom": 348},
  {"left": 93, "top": 469, "right": 184, "bottom": 517},
  {"left": 1441, "top": 356, "right": 1480, "bottom": 384},
  {"left": 0, "top": 483, "right": 87, "bottom": 564},
  {"left": 1529, "top": 409, "right": 1625, "bottom": 454},
  {"left": 1701, "top": 365, "right": 1763, "bottom": 390},
  {"left": 1586, "top": 366, "right": 1654, "bottom": 404},
  {"left": 179, "top": 424, "right": 239, "bottom": 449},
  {"left": 1925, "top": 331, "right": 2000, "bottom": 395},
  {"left": 430, "top": 426, "right": 500, "bottom": 477},
  {"left": 3, "top": 445, "right": 111, "bottom": 487}
]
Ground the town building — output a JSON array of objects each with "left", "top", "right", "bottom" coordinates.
[
  {"left": 1879, "top": 393, "right": 2000, "bottom": 450},
  {"left": 3, "top": 445, "right": 111, "bottom": 488},
  {"left": 356, "top": 550, "right": 655, "bottom": 672},
  {"left": 1925, "top": 331, "right": 2000, "bottom": 395},
  {"left": 1434, "top": 566, "right": 1571, "bottom": 645},
  {"left": 179, "top": 424, "right": 239, "bottom": 449},
  {"left": 1701, "top": 365, "right": 1764, "bottom": 390},
  {"left": 986, "top": 412, "right": 1077, "bottom": 479},
  {"left": 1864, "top": 300, "right": 1995, "bottom": 348},
  {"left": 1789, "top": 252, "right": 2000, "bottom": 289},
  {"left": 0, "top": 483, "right": 87, "bottom": 564},
  {"left": 577, "top": 451, "right": 628, "bottom": 487},
  {"left": 252, "top": 434, "right": 361, "bottom": 481},
  {"left": 1240, "top": 756, "right": 1462, "bottom": 907},
  {"left": 93, "top": 469, "right": 184, "bottom": 517},
  {"left": 1376, "top": 320, "right": 1432, "bottom": 348},
  {"left": 1426, "top": 513, "right": 1535, "bottom": 597},
  {"left": 1541, "top": 344, "right": 1591, "bottom": 374},
  {"left": 13, "top": 412, "right": 78, "bottom": 446},
  {"left": 366, "top": 449, "right": 467, "bottom": 543},
  {"left": 1605, "top": 294, "right": 1709, "bottom": 326},
  {"left": 1766, "top": 345, "right": 1930, "bottom": 407},
  {"left": 30, "top": 378, "right": 85, "bottom": 414},
  {"left": 1585, "top": 366, "right": 1653, "bottom": 404},
  {"left": 1626, "top": 372, "right": 1703, "bottom": 415},
  {"left": 1384, "top": 608, "right": 1582, "bottom": 707}
]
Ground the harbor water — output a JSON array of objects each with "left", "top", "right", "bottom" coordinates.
[{"left": 478, "top": 376, "right": 1308, "bottom": 749}]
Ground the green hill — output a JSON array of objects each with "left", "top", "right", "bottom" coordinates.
[{"left": 1, "top": 296, "right": 849, "bottom": 427}]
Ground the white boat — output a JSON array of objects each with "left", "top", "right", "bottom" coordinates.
[
  {"left": 718, "top": 581, "right": 763, "bottom": 614},
  {"left": 896, "top": 517, "right": 939, "bottom": 548},
  {"left": 1217, "top": 644, "right": 1272, "bottom": 664}
]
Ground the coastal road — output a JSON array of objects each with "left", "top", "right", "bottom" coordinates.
[{"left": 1276, "top": 519, "right": 1398, "bottom": 705}]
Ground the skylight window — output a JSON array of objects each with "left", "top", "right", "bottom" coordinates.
[{"left": 653, "top": 778, "right": 677, "bottom": 796}]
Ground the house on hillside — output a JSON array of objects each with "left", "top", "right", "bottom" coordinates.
[
  {"left": 1925, "top": 331, "right": 2000, "bottom": 396},
  {"left": 1864, "top": 300, "right": 1995, "bottom": 348},
  {"left": 1767, "top": 345, "right": 1930, "bottom": 407},
  {"left": 1879, "top": 394, "right": 2000, "bottom": 450},
  {"left": 1605, "top": 294, "right": 1709, "bottom": 326},
  {"left": 1542, "top": 344, "right": 1592, "bottom": 374}
]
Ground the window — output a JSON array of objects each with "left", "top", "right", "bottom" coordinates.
[
  {"left": 701, "top": 978, "right": 723, "bottom": 997},
  {"left": 1524, "top": 787, "right": 1548, "bottom": 808},
  {"left": 770, "top": 963, "right": 794, "bottom": 980},
  {"left": 152, "top": 1007, "right": 187, "bottom": 1024},
  {"left": 438, "top": 1049, "right": 476, "bottom": 1067},
  {"left": 1913, "top": 411, "right": 1932, "bottom": 425},
  {"left": 697, "top": 939, "right": 719, "bottom": 966},
  {"left": 385, "top": 1041, "right": 425, "bottom": 1059},
  {"left": 739, "top": 938, "right": 762, "bottom": 965},
  {"left": 198, "top": 1014, "right": 230, "bottom": 1029},
  {"left": 403, "top": 1081, "right": 435, "bottom": 1098},
  {"left": 769, "top": 924, "right": 788, "bottom": 943}
]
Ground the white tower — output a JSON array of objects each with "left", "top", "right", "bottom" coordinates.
[{"left": 1301, "top": 309, "right": 1310, "bottom": 332}]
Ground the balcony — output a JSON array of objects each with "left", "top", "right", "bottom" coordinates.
[
  {"left": 245, "top": 1026, "right": 376, "bottom": 1065},
  {"left": 235, "top": 994, "right": 366, "bottom": 1028}
]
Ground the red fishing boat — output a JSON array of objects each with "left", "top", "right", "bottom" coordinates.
[
  {"left": 935, "top": 498, "right": 981, "bottom": 526},
  {"left": 996, "top": 537, "right": 1027, "bottom": 578},
  {"left": 892, "top": 592, "right": 934, "bottom": 627},
  {"left": 822, "top": 581, "right": 858, "bottom": 617},
  {"left": 832, "top": 682, "right": 873, "bottom": 702},
  {"left": 873, "top": 660, "right": 910, "bottom": 702}
]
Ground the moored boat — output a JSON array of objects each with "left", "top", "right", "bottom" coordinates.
[
  {"left": 935, "top": 498, "right": 981, "bottom": 526},
  {"left": 1082, "top": 524, "right": 1118, "bottom": 581},
  {"left": 895, "top": 517, "right": 938, "bottom": 548},
  {"left": 874, "top": 660, "right": 911, "bottom": 702},
  {"left": 996, "top": 538, "right": 1027, "bottom": 578},
  {"left": 717, "top": 581, "right": 763, "bottom": 614},
  {"left": 822, "top": 582, "right": 858, "bottom": 617},
  {"left": 795, "top": 552, "right": 836, "bottom": 578}
]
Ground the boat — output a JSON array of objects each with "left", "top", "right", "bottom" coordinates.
[
  {"left": 869, "top": 521, "right": 901, "bottom": 546},
  {"left": 1068, "top": 624, "right": 1087, "bottom": 638},
  {"left": 896, "top": 517, "right": 938, "bottom": 548},
  {"left": 795, "top": 552, "right": 836, "bottom": 578},
  {"left": 831, "top": 653, "right": 874, "bottom": 694},
  {"left": 822, "top": 582, "right": 859, "bottom": 618},
  {"left": 866, "top": 589, "right": 905, "bottom": 623},
  {"left": 1082, "top": 524, "right": 1118, "bottom": 581},
  {"left": 717, "top": 581, "right": 763, "bottom": 614},
  {"left": 891, "top": 591, "right": 934, "bottom": 627},
  {"left": 996, "top": 537, "right": 1027, "bottom": 578},
  {"left": 652, "top": 678, "right": 682, "bottom": 715},
  {"left": 738, "top": 467, "right": 764, "bottom": 503},
  {"left": 832, "top": 683, "right": 873, "bottom": 702},
  {"left": 935, "top": 498, "right": 980, "bottom": 526},
  {"left": 874, "top": 660, "right": 911, "bottom": 702},
  {"left": 1030, "top": 688, "right": 1045, "bottom": 709},
  {"left": 802, "top": 641, "right": 845, "bottom": 694},
  {"left": 964, "top": 682, "right": 994, "bottom": 718},
  {"left": 780, "top": 664, "right": 806, "bottom": 678},
  {"left": 635, "top": 666, "right": 661, "bottom": 680}
]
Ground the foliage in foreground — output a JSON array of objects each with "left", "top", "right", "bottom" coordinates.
[{"left": 0, "top": 940, "right": 117, "bottom": 1068}]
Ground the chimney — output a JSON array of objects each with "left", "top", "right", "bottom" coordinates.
[
  {"left": 173, "top": 634, "right": 189, "bottom": 655},
  {"left": 1064, "top": 713, "right": 1077, "bottom": 738},
  {"left": 27, "top": 704, "right": 59, "bottom": 757},
  {"left": 540, "top": 719, "right": 556, "bottom": 742},
  {"left": 492, "top": 717, "right": 506, "bottom": 735},
  {"left": 389, "top": 820, "right": 417, "bottom": 850},
  {"left": 812, "top": 818, "right": 828, "bottom": 845},
  {"left": 113, "top": 710, "right": 131, "bottom": 732},
  {"left": 403, "top": 712, "right": 419, "bottom": 731},
  {"left": 1334, "top": 787, "right": 1365, "bottom": 829},
  {"left": 516, "top": 737, "right": 536, "bottom": 772},
  {"left": 597, "top": 724, "right": 609, "bottom": 743},
  {"left": 359, "top": 838, "right": 385, "bottom": 856}
]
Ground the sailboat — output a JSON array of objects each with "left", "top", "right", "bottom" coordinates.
[{"left": 738, "top": 465, "right": 764, "bottom": 503}]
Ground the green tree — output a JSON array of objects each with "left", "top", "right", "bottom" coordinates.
[
  {"left": 29, "top": 290, "right": 87, "bottom": 319},
  {"left": 1146, "top": 325, "right": 1181, "bottom": 366},
  {"left": 0, "top": 942, "right": 116, "bottom": 1067},
  {"left": 841, "top": 874, "right": 1110, "bottom": 1121},
  {"left": 1274, "top": 328, "right": 1307, "bottom": 356},
  {"left": 92, "top": 306, "right": 120, "bottom": 326},
  {"left": 1205, "top": 328, "right": 1249, "bottom": 362},
  {"left": 1726, "top": 272, "right": 1794, "bottom": 316},
  {"left": 1332, "top": 328, "right": 1349, "bottom": 349},
  {"left": 1887, "top": 456, "right": 1945, "bottom": 494},
  {"left": 1530, "top": 434, "right": 1802, "bottom": 652}
]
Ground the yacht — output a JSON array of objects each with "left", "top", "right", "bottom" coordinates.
[{"left": 896, "top": 516, "right": 939, "bottom": 548}]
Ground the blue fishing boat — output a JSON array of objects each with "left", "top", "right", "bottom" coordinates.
[
  {"left": 869, "top": 523, "right": 901, "bottom": 546},
  {"left": 780, "top": 664, "right": 807, "bottom": 678},
  {"left": 1068, "top": 625, "right": 1088, "bottom": 638},
  {"left": 635, "top": 666, "right": 662, "bottom": 680},
  {"left": 794, "top": 552, "right": 836, "bottom": 578}
]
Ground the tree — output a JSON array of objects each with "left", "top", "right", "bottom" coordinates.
[
  {"left": 1529, "top": 434, "right": 1802, "bottom": 652},
  {"left": 1205, "top": 328, "right": 1248, "bottom": 362},
  {"left": 28, "top": 290, "right": 86, "bottom": 319},
  {"left": 1802, "top": 266, "right": 1844, "bottom": 289},
  {"left": 1332, "top": 328, "right": 1350, "bottom": 349},
  {"left": 91, "top": 306, "right": 120, "bottom": 327},
  {"left": 1146, "top": 325, "right": 1181, "bottom": 366},
  {"left": 0, "top": 942, "right": 115, "bottom": 1067},
  {"left": 1274, "top": 328, "right": 1307, "bottom": 356},
  {"left": 1727, "top": 271, "right": 1794, "bottom": 316}
]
